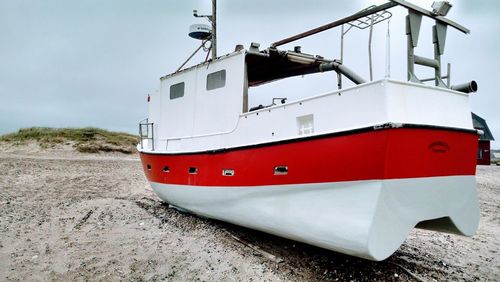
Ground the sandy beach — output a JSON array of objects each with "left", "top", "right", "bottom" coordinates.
[{"left": 0, "top": 145, "right": 499, "bottom": 281}]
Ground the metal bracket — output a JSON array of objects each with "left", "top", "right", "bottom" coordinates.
[
  {"left": 408, "top": 72, "right": 421, "bottom": 84},
  {"left": 390, "top": 0, "right": 470, "bottom": 34},
  {"left": 406, "top": 12, "right": 450, "bottom": 88},
  {"left": 407, "top": 11, "right": 422, "bottom": 47},
  {"left": 434, "top": 22, "right": 448, "bottom": 55}
]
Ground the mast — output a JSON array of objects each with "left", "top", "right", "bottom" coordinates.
[
  {"left": 211, "top": 0, "right": 217, "bottom": 60},
  {"left": 192, "top": 0, "right": 217, "bottom": 61}
]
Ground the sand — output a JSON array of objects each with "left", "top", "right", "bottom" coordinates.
[{"left": 0, "top": 144, "right": 499, "bottom": 281}]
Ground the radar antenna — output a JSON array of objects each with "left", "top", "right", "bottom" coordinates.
[
  {"left": 193, "top": 0, "right": 217, "bottom": 60},
  {"left": 177, "top": 0, "right": 217, "bottom": 72}
]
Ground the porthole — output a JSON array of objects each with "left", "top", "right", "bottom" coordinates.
[
  {"left": 222, "top": 169, "right": 235, "bottom": 176},
  {"left": 147, "top": 164, "right": 152, "bottom": 171},
  {"left": 162, "top": 166, "right": 170, "bottom": 173},
  {"left": 188, "top": 167, "right": 198, "bottom": 174},
  {"left": 274, "top": 166, "right": 288, "bottom": 175}
]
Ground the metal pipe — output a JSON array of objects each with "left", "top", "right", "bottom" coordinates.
[
  {"left": 177, "top": 39, "right": 208, "bottom": 72},
  {"left": 139, "top": 124, "right": 143, "bottom": 149},
  {"left": 420, "top": 75, "right": 448, "bottom": 82},
  {"left": 211, "top": 0, "right": 217, "bottom": 60},
  {"left": 151, "top": 124, "right": 155, "bottom": 151},
  {"left": 340, "top": 25, "right": 344, "bottom": 63},
  {"left": 336, "top": 63, "right": 367, "bottom": 85},
  {"left": 271, "top": 2, "right": 397, "bottom": 47},
  {"left": 339, "top": 24, "right": 344, "bottom": 90},
  {"left": 451, "top": 81, "right": 478, "bottom": 93},
  {"left": 447, "top": 63, "right": 451, "bottom": 87},
  {"left": 385, "top": 20, "right": 391, "bottom": 78},
  {"left": 320, "top": 62, "right": 366, "bottom": 85},
  {"left": 368, "top": 15, "right": 374, "bottom": 81},
  {"left": 414, "top": 55, "right": 440, "bottom": 69},
  {"left": 286, "top": 52, "right": 317, "bottom": 64}
]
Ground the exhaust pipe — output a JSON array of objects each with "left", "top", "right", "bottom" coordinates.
[
  {"left": 451, "top": 81, "right": 478, "bottom": 93},
  {"left": 319, "top": 61, "right": 367, "bottom": 85}
]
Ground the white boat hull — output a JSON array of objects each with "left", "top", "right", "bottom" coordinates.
[{"left": 150, "top": 175, "right": 479, "bottom": 261}]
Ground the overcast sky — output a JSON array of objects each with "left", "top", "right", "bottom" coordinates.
[{"left": 1, "top": 0, "right": 499, "bottom": 148}]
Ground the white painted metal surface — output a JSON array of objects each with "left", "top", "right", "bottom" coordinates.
[
  {"left": 141, "top": 51, "right": 473, "bottom": 154},
  {"left": 150, "top": 176, "right": 479, "bottom": 261},
  {"left": 151, "top": 51, "right": 245, "bottom": 149}
]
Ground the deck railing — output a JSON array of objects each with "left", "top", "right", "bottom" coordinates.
[{"left": 139, "top": 118, "right": 154, "bottom": 151}]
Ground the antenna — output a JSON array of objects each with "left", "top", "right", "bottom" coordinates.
[
  {"left": 177, "top": 1, "right": 217, "bottom": 72},
  {"left": 193, "top": 0, "right": 217, "bottom": 60},
  {"left": 385, "top": 20, "right": 391, "bottom": 78}
]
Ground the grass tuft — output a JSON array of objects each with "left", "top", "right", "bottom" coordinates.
[{"left": 0, "top": 127, "right": 139, "bottom": 154}]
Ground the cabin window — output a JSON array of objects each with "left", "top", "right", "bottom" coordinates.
[
  {"left": 170, "top": 82, "right": 185, "bottom": 99},
  {"left": 206, "top": 70, "right": 226, "bottom": 90}
]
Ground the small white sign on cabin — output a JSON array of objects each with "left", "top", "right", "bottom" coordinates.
[{"left": 297, "top": 114, "right": 314, "bottom": 135}]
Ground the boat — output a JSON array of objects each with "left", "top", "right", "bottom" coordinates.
[{"left": 138, "top": 0, "right": 480, "bottom": 261}]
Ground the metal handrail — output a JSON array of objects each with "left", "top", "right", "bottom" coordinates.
[{"left": 139, "top": 118, "right": 154, "bottom": 151}]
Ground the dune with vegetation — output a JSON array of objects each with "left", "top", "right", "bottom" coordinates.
[{"left": 0, "top": 127, "right": 139, "bottom": 155}]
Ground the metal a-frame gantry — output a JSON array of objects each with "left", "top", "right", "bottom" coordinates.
[{"left": 271, "top": 0, "right": 476, "bottom": 93}]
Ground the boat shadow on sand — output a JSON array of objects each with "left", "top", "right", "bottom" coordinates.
[{"left": 134, "top": 197, "right": 464, "bottom": 281}]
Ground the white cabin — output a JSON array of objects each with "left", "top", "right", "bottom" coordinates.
[
  {"left": 142, "top": 48, "right": 474, "bottom": 154},
  {"left": 151, "top": 51, "right": 246, "bottom": 142}
]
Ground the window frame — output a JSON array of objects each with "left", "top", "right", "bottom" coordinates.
[
  {"left": 206, "top": 70, "right": 226, "bottom": 91},
  {"left": 170, "top": 82, "right": 185, "bottom": 100}
]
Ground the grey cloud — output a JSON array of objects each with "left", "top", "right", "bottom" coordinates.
[{"left": 0, "top": 0, "right": 499, "bottom": 148}]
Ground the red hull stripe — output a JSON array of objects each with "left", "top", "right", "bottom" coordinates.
[{"left": 140, "top": 128, "right": 478, "bottom": 187}]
